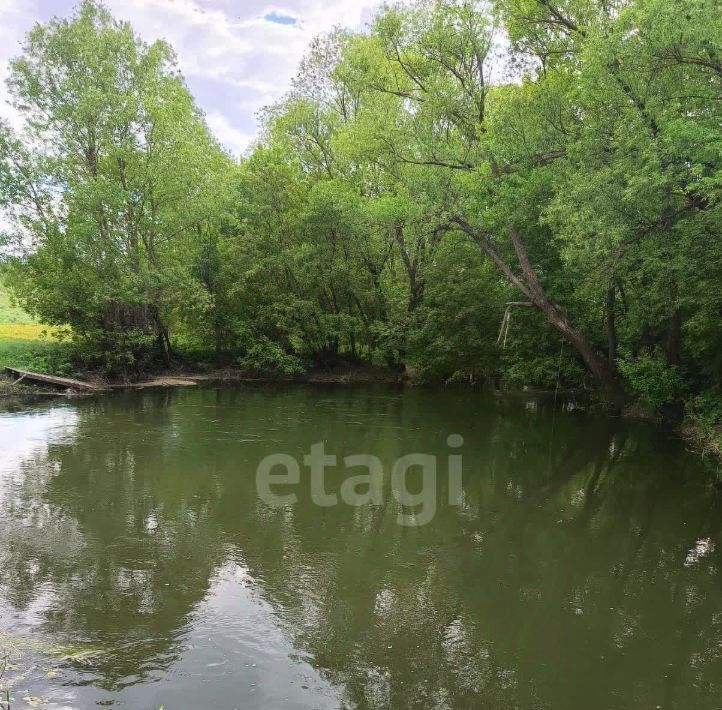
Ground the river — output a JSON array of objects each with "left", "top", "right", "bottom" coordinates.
[{"left": 0, "top": 385, "right": 720, "bottom": 709}]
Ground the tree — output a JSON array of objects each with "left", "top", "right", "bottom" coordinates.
[
  {"left": 0, "top": 0, "right": 233, "bottom": 371},
  {"left": 1, "top": 0, "right": 720, "bottom": 418},
  {"left": 329, "top": 0, "right": 721, "bottom": 407}
]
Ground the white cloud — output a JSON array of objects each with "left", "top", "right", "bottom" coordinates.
[
  {"left": 0, "top": 0, "right": 384, "bottom": 153},
  {"left": 205, "top": 110, "right": 255, "bottom": 156},
  {"left": 0, "top": 0, "right": 41, "bottom": 132},
  {"left": 102, "top": 0, "right": 384, "bottom": 146}
]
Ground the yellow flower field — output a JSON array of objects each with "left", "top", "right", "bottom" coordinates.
[
  {"left": 0, "top": 323, "right": 58, "bottom": 341},
  {"left": 0, "top": 285, "right": 69, "bottom": 374}
]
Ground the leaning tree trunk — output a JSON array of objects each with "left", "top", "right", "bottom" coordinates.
[
  {"left": 537, "top": 296, "right": 626, "bottom": 409},
  {"left": 665, "top": 308, "right": 682, "bottom": 367},
  {"left": 606, "top": 285, "right": 617, "bottom": 366},
  {"left": 451, "top": 218, "right": 626, "bottom": 409}
]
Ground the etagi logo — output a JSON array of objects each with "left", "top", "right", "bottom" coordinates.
[{"left": 256, "top": 435, "right": 464, "bottom": 527}]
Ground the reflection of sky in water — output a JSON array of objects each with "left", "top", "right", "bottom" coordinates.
[
  {"left": 113, "top": 561, "right": 342, "bottom": 709},
  {"left": 0, "top": 388, "right": 719, "bottom": 710},
  {"left": 0, "top": 405, "right": 79, "bottom": 478},
  {"left": 0, "top": 406, "right": 83, "bottom": 623},
  {"left": 0, "top": 398, "right": 341, "bottom": 709},
  {"left": 0, "top": 558, "right": 342, "bottom": 709}
]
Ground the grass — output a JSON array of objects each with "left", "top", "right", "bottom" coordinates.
[
  {"left": 0, "top": 286, "right": 35, "bottom": 324},
  {"left": 0, "top": 285, "right": 71, "bottom": 375}
]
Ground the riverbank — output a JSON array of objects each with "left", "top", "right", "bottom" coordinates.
[
  {"left": 1, "top": 279, "right": 720, "bottom": 469},
  {"left": 2, "top": 364, "right": 721, "bottom": 474},
  {"left": 0, "top": 361, "right": 404, "bottom": 396},
  {"left": 682, "top": 415, "right": 722, "bottom": 467}
]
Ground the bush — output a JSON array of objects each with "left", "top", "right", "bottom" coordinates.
[
  {"left": 68, "top": 329, "right": 162, "bottom": 378},
  {"left": 684, "top": 390, "right": 722, "bottom": 462},
  {"left": 0, "top": 337, "right": 75, "bottom": 376},
  {"left": 237, "top": 337, "right": 304, "bottom": 376},
  {"left": 689, "top": 390, "right": 722, "bottom": 430},
  {"left": 618, "top": 353, "right": 687, "bottom": 411}
]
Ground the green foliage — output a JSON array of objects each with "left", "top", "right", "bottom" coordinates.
[
  {"left": 0, "top": 337, "right": 74, "bottom": 376},
  {"left": 500, "top": 329, "right": 586, "bottom": 392},
  {"left": 237, "top": 337, "right": 304, "bottom": 376},
  {"left": 0, "top": 285, "right": 33, "bottom": 324},
  {"left": 690, "top": 390, "right": 722, "bottom": 433},
  {"left": 1, "top": 0, "right": 233, "bottom": 373},
  {"left": 618, "top": 353, "right": 687, "bottom": 410},
  {"left": 408, "top": 242, "right": 503, "bottom": 381},
  {"left": 75, "top": 329, "right": 160, "bottom": 376},
  {"left": 685, "top": 389, "right": 722, "bottom": 462},
  {"left": 1, "top": 0, "right": 721, "bottom": 425}
]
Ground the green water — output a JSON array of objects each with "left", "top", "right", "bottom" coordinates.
[{"left": 0, "top": 385, "right": 720, "bottom": 709}]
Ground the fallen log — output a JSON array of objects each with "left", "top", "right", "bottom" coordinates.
[
  {"left": 110, "top": 377, "right": 198, "bottom": 389},
  {"left": 4, "top": 367, "right": 104, "bottom": 392}
]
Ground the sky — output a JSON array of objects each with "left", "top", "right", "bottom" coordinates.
[{"left": 0, "top": 0, "right": 386, "bottom": 156}]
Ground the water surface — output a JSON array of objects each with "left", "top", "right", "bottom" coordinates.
[{"left": 0, "top": 385, "right": 720, "bottom": 709}]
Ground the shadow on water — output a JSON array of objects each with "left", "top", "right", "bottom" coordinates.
[{"left": 0, "top": 385, "right": 720, "bottom": 708}]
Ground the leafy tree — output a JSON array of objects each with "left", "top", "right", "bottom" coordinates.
[
  {"left": 1, "top": 0, "right": 233, "bottom": 372},
  {"left": 1, "top": 0, "right": 720, "bottom": 426}
]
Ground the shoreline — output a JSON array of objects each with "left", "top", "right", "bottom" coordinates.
[
  {"left": 2, "top": 367, "right": 720, "bottom": 471},
  {"left": 0, "top": 363, "right": 406, "bottom": 397}
]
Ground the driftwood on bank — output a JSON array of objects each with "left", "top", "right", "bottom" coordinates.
[{"left": 4, "top": 367, "right": 104, "bottom": 392}]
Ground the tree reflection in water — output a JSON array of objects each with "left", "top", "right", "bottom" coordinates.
[{"left": 0, "top": 386, "right": 720, "bottom": 709}]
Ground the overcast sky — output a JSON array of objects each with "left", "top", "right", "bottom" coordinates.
[{"left": 0, "top": 0, "right": 386, "bottom": 156}]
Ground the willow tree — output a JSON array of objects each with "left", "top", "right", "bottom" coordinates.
[
  {"left": 0, "top": 0, "right": 231, "bottom": 369},
  {"left": 497, "top": 0, "right": 722, "bottom": 404},
  {"left": 331, "top": 0, "right": 721, "bottom": 406},
  {"left": 244, "top": 31, "right": 454, "bottom": 367}
]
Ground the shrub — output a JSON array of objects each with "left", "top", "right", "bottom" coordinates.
[
  {"left": 237, "top": 337, "right": 304, "bottom": 376},
  {"left": 618, "top": 353, "right": 686, "bottom": 411}
]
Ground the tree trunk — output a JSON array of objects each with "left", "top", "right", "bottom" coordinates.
[
  {"left": 451, "top": 217, "right": 626, "bottom": 409},
  {"left": 215, "top": 320, "right": 224, "bottom": 364},
  {"left": 540, "top": 300, "right": 625, "bottom": 409},
  {"left": 408, "top": 279, "right": 425, "bottom": 313},
  {"left": 158, "top": 330, "right": 171, "bottom": 367},
  {"left": 154, "top": 315, "right": 172, "bottom": 367},
  {"left": 507, "top": 225, "right": 625, "bottom": 408},
  {"left": 665, "top": 308, "right": 682, "bottom": 367},
  {"left": 394, "top": 225, "right": 424, "bottom": 313},
  {"left": 606, "top": 285, "right": 617, "bottom": 366}
]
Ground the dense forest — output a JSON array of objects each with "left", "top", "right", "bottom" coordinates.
[{"left": 0, "top": 0, "right": 720, "bottom": 423}]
